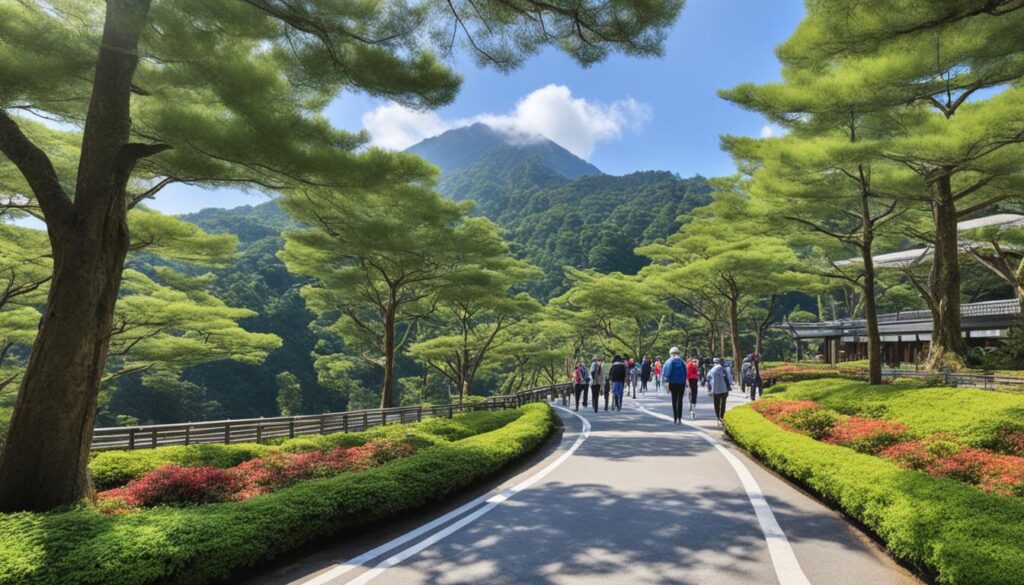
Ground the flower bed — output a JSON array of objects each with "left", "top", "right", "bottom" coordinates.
[
  {"left": 96, "top": 441, "right": 414, "bottom": 511},
  {"left": 0, "top": 403, "right": 555, "bottom": 585},
  {"left": 750, "top": 398, "right": 1024, "bottom": 495}
]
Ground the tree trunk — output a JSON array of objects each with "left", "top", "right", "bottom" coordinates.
[
  {"left": 926, "top": 175, "right": 966, "bottom": 370},
  {"left": 380, "top": 295, "right": 397, "bottom": 408},
  {"left": 860, "top": 194, "right": 883, "bottom": 385},
  {"left": 728, "top": 296, "right": 741, "bottom": 382},
  {"left": 0, "top": 0, "right": 151, "bottom": 513}
]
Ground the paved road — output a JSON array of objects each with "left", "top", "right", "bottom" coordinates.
[{"left": 249, "top": 387, "right": 922, "bottom": 585}]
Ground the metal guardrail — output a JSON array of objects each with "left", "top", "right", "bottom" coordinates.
[
  {"left": 879, "top": 369, "right": 1024, "bottom": 391},
  {"left": 91, "top": 383, "right": 572, "bottom": 451}
]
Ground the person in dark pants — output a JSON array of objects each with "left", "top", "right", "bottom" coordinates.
[
  {"left": 589, "top": 355, "right": 605, "bottom": 413},
  {"left": 640, "top": 355, "right": 652, "bottom": 395},
  {"left": 753, "top": 353, "right": 764, "bottom": 398},
  {"left": 572, "top": 360, "right": 589, "bottom": 411},
  {"left": 608, "top": 355, "right": 628, "bottom": 411},
  {"left": 662, "top": 346, "right": 687, "bottom": 423},
  {"left": 707, "top": 357, "right": 731, "bottom": 426},
  {"left": 686, "top": 356, "right": 700, "bottom": 419}
]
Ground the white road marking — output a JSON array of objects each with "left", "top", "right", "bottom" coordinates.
[
  {"left": 632, "top": 397, "right": 813, "bottom": 585},
  {"left": 302, "top": 405, "right": 590, "bottom": 585}
]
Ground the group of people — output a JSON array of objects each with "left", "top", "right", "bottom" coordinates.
[{"left": 568, "top": 347, "right": 743, "bottom": 426}]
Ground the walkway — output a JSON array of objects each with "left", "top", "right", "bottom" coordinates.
[{"left": 248, "top": 388, "right": 922, "bottom": 585}]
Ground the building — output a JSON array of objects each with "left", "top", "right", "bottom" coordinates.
[{"left": 780, "top": 298, "right": 1021, "bottom": 366}]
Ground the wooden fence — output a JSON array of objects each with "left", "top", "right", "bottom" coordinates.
[
  {"left": 91, "top": 384, "right": 570, "bottom": 451},
  {"left": 879, "top": 369, "right": 1024, "bottom": 391}
]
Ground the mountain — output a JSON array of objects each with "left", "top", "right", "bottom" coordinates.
[
  {"left": 407, "top": 123, "right": 602, "bottom": 181},
  {"left": 406, "top": 125, "right": 713, "bottom": 298}
]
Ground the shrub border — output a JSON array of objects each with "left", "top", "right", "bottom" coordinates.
[
  {"left": 725, "top": 405, "right": 1024, "bottom": 585},
  {"left": 0, "top": 403, "right": 555, "bottom": 585}
]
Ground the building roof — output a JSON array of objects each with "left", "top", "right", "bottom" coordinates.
[{"left": 837, "top": 214, "right": 1024, "bottom": 268}]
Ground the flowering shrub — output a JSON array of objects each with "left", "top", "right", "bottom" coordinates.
[
  {"left": 925, "top": 447, "right": 995, "bottom": 484},
  {"left": 824, "top": 417, "right": 909, "bottom": 454},
  {"left": 880, "top": 434, "right": 963, "bottom": 471},
  {"left": 97, "top": 440, "right": 415, "bottom": 510},
  {"left": 98, "top": 465, "right": 238, "bottom": 508},
  {"left": 751, "top": 400, "right": 823, "bottom": 421},
  {"left": 977, "top": 454, "right": 1024, "bottom": 496},
  {"left": 990, "top": 427, "right": 1024, "bottom": 456}
]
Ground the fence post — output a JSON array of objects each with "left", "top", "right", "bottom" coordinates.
[
  {"left": 151, "top": 428, "right": 158, "bottom": 449},
  {"left": 289, "top": 418, "right": 295, "bottom": 439},
  {"left": 184, "top": 426, "right": 191, "bottom": 446},
  {"left": 363, "top": 411, "right": 368, "bottom": 430},
  {"left": 417, "top": 405, "right": 423, "bottom": 421},
  {"left": 320, "top": 414, "right": 326, "bottom": 435},
  {"left": 128, "top": 428, "right": 136, "bottom": 451},
  {"left": 225, "top": 421, "right": 231, "bottom": 445},
  {"left": 343, "top": 412, "right": 349, "bottom": 433},
  {"left": 256, "top": 418, "right": 263, "bottom": 444}
]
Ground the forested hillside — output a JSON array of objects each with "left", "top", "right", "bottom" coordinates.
[{"left": 409, "top": 125, "right": 714, "bottom": 296}]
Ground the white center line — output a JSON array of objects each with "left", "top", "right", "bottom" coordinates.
[
  {"left": 631, "top": 397, "right": 813, "bottom": 585},
  {"left": 302, "top": 405, "right": 590, "bottom": 585}
]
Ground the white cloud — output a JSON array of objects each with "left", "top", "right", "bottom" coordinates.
[
  {"left": 361, "top": 103, "right": 449, "bottom": 150},
  {"left": 760, "top": 125, "right": 775, "bottom": 138},
  {"left": 360, "top": 84, "right": 651, "bottom": 159}
]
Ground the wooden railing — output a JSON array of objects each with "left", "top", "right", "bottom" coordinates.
[
  {"left": 879, "top": 369, "right": 1024, "bottom": 391},
  {"left": 91, "top": 383, "right": 571, "bottom": 451}
]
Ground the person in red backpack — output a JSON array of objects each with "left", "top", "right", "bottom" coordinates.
[
  {"left": 571, "top": 360, "right": 590, "bottom": 411},
  {"left": 686, "top": 356, "right": 700, "bottom": 419}
]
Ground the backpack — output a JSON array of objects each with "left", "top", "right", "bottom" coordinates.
[
  {"left": 593, "top": 362, "right": 603, "bottom": 379},
  {"left": 574, "top": 364, "right": 586, "bottom": 383}
]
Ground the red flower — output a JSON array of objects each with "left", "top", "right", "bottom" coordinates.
[
  {"left": 824, "top": 417, "right": 909, "bottom": 454},
  {"left": 752, "top": 400, "right": 823, "bottom": 422},
  {"left": 925, "top": 447, "right": 995, "bottom": 484},
  {"left": 96, "top": 465, "right": 238, "bottom": 508},
  {"left": 991, "top": 428, "right": 1024, "bottom": 456},
  {"left": 978, "top": 454, "right": 1024, "bottom": 496}
]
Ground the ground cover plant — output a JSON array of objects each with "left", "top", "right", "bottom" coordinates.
[
  {"left": 727, "top": 379, "right": 1024, "bottom": 584},
  {"left": 88, "top": 408, "right": 523, "bottom": 491},
  {"left": 0, "top": 403, "right": 554, "bottom": 585}
]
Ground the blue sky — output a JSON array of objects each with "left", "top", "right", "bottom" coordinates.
[{"left": 152, "top": 0, "right": 806, "bottom": 216}]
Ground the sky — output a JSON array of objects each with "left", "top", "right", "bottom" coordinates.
[{"left": 149, "top": 0, "right": 807, "bottom": 216}]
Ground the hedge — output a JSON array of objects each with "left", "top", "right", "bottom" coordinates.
[
  {"left": 89, "top": 408, "right": 524, "bottom": 490},
  {"left": 0, "top": 403, "right": 553, "bottom": 585},
  {"left": 725, "top": 405, "right": 1024, "bottom": 585},
  {"left": 768, "top": 378, "right": 1024, "bottom": 447}
]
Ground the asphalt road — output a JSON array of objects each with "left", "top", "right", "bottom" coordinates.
[{"left": 248, "top": 386, "right": 923, "bottom": 585}]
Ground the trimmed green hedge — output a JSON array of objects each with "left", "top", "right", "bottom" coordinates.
[
  {"left": 89, "top": 409, "right": 525, "bottom": 490},
  {"left": 0, "top": 403, "right": 554, "bottom": 585},
  {"left": 726, "top": 405, "right": 1024, "bottom": 585},
  {"left": 769, "top": 378, "right": 1024, "bottom": 447}
]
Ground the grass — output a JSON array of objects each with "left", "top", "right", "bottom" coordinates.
[{"left": 0, "top": 403, "right": 554, "bottom": 585}]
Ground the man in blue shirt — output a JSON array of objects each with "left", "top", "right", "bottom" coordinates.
[{"left": 661, "top": 346, "right": 688, "bottom": 424}]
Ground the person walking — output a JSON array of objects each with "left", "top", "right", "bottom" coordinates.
[
  {"left": 662, "top": 347, "right": 687, "bottom": 424},
  {"left": 572, "top": 360, "right": 589, "bottom": 411},
  {"left": 608, "top": 355, "right": 628, "bottom": 411},
  {"left": 686, "top": 356, "right": 700, "bottom": 419},
  {"left": 653, "top": 356, "right": 663, "bottom": 393},
  {"left": 741, "top": 354, "right": 754, "bottom": 399},
  {"left": 640, "top": 355, "right": 652, "bottom": 395},
  {"left": 753, "top": 353, "right": 764, "bottom": 398},
  {"left": 707, "top": 357, "right": 732, "bottom": 426},
  {"left": 589, "top": 355, "right": 605, "bottom": 413}
]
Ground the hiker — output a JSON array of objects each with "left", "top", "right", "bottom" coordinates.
[
  {"left": 707, "top": 357, "right": 732, "bottom": 426},
  {"left": 640, "top": 355, "right": 652, "bottom": 395},
  {"left": 589, "top": 356, "right": 605, "bottom": 413},
  {"left": 686, "top": 355, "right": 700, "bottom": 419},
  {"left": 632, "top": 361, "right": 642, "bottom": 398},
  {"left": 608, "top": 355, "right": 628, "bottom": 411},
  {"left": 752, "top": 353, "right": 764, "bottom": 398},
  {"left": 662, "top": 347, "right": 687, "bottom": 424},
  {"left": 653, "top": 356, "right": 663, "bottom": 393},
  {"left": 741, "top": 354, "right": 754, "bottom": 399},
  {"left": 572, "top": 360, "right": 590, "bottom": 411}
]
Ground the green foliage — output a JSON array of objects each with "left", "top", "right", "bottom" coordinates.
[
  {"left": 782, "top": 408, "right": 840, "bottom": 440},
  {"left": 275, "top": 372, "right": 301, "bottom": 416},
  {"left": 88, "top": 408, "right": 526, "bottom": 489},
  {"left": 726, "top": 406, "right": 1024, "bottom": 585},
  {"left": 770, "top": 378, "right": 1024, "bottom": 448},
  {"left": 1, "top": 404, "right": 554, "bottom": 585}
]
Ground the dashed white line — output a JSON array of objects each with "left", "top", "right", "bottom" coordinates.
[
  {"left": 631, "top": 398, "right": 813, "bottom": 585},
  {"left": 302, "top": 405, "right": 590, "bottom": 585}
]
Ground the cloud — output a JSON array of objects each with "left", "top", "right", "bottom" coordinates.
[
  {"left": 760, "top": 125, "right": 775, "bottom": 138},
  {"left": 360, "top": 84, "right": 651, "bottom": 159},
  {"left": 361, "top": 103, "right": 448, "bottom": 150}
]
